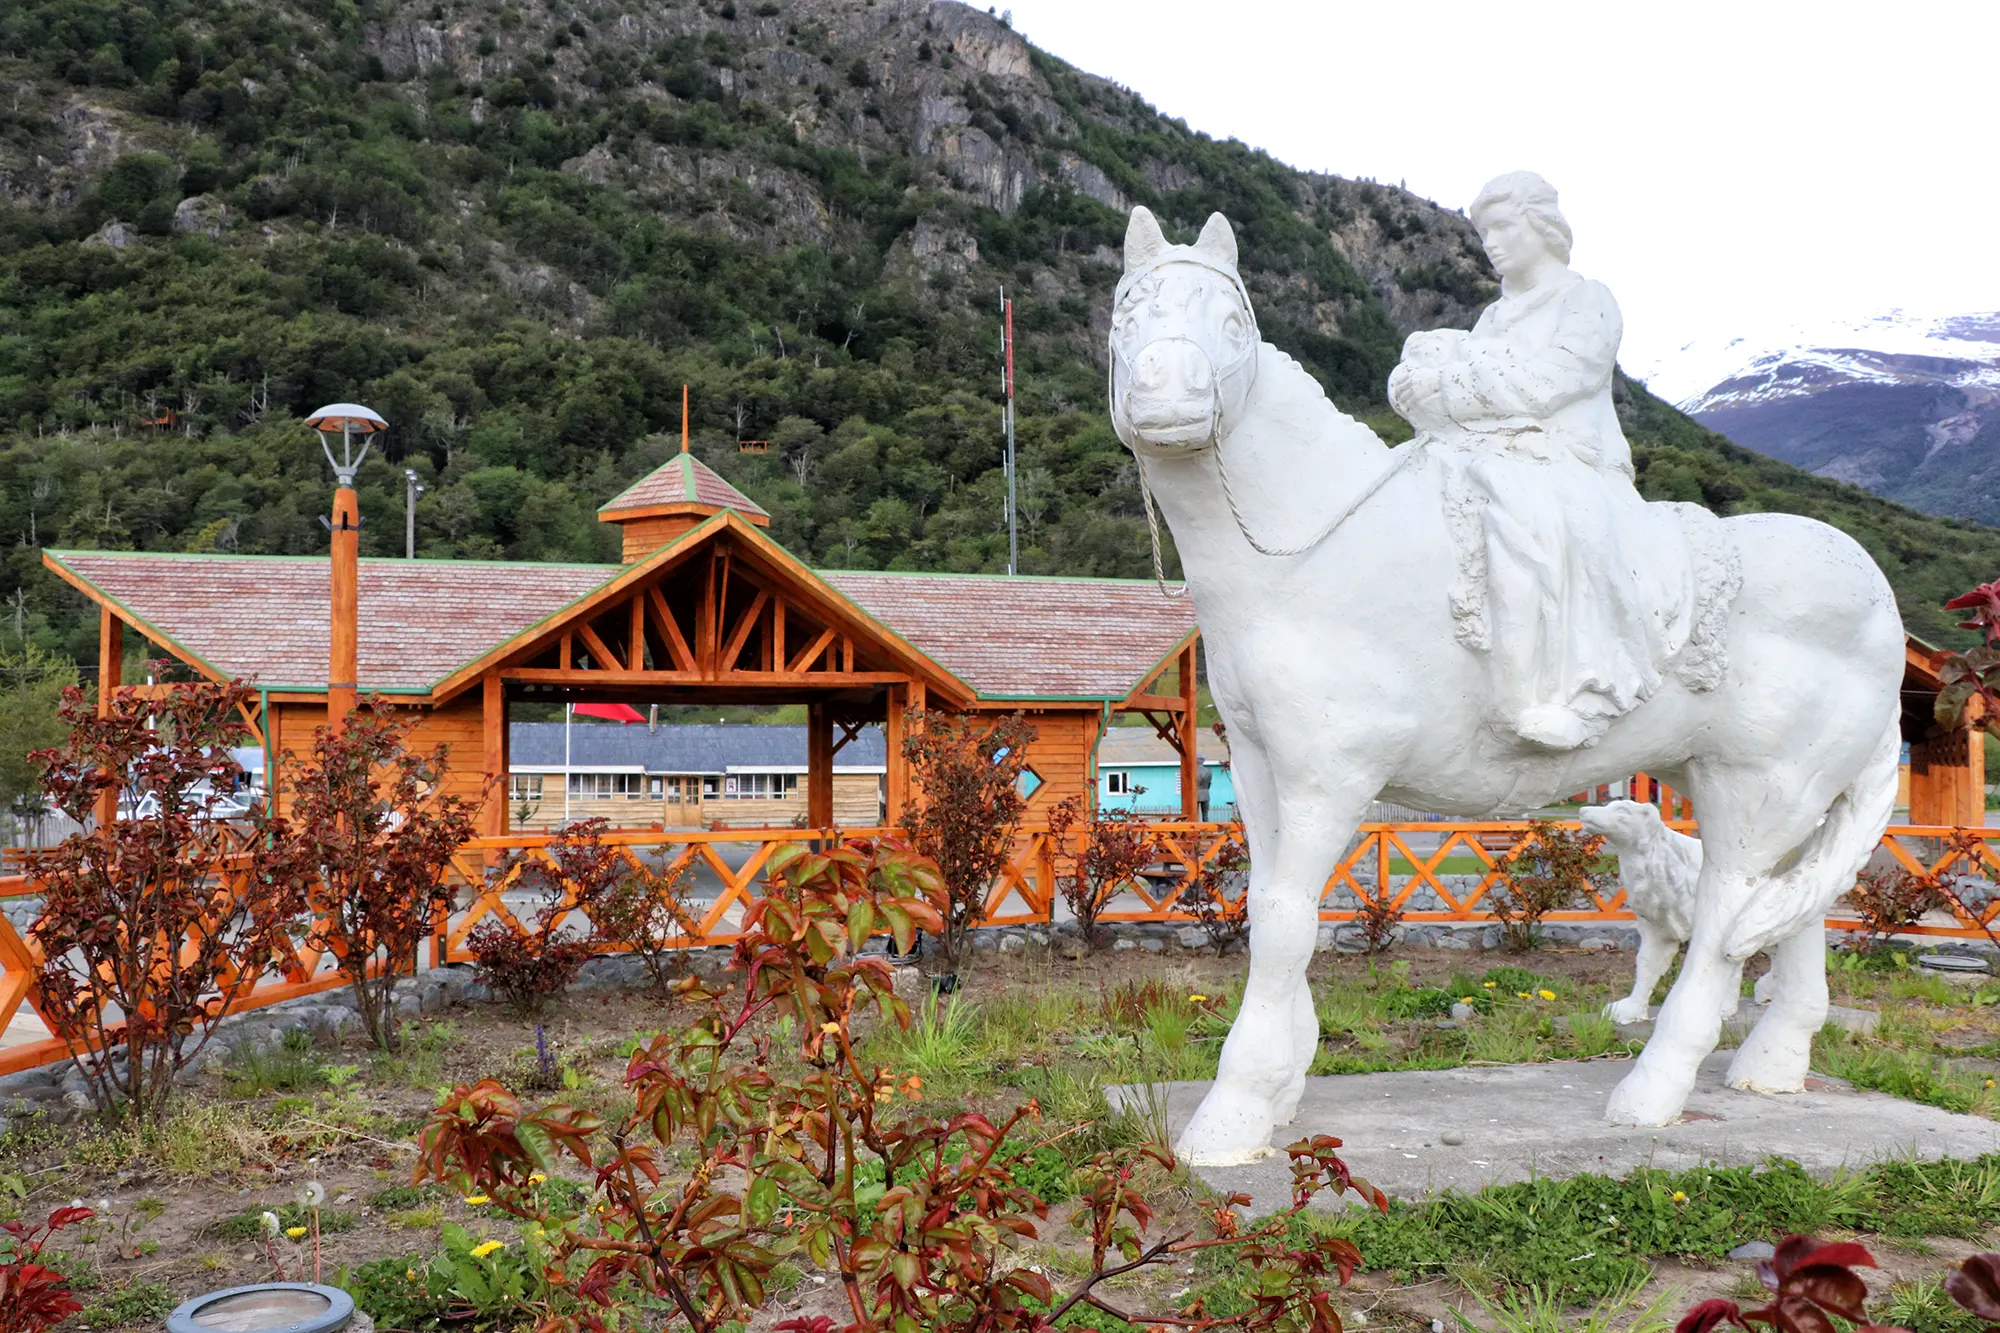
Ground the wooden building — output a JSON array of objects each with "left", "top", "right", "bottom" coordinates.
[
  {"left": 1902, "top": 636, "right": 1988, "bottom": 827},
  {"left": 44, "top": 450, "right": 1202, "bottom": 832}
]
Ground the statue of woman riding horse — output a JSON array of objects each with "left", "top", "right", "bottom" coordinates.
[{"left": 1107, "top": 173, "right": 1903, "bottom": 1164}]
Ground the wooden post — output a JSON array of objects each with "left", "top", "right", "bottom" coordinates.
[
  {"left": 807, "top": 702, "right": 834, "bottom": 830},
  {"left": 884, "top": 683, "right": 908, "bottom": 827},
  {"left": 1178, "top": 641, "right": 1199, "bottom": 822},
  {"left": 95, "top": 607, "right": 123, "bottom": 828},
  {"left": 328, "top": 483, "right": 360, "bottom": 732},
  {"left": 482, "top": 673, "right": 507, "bottom": 837}
]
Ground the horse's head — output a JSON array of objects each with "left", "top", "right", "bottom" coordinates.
[{"left": 1110, "top": 207, "right": 1259, "bottom": 455}]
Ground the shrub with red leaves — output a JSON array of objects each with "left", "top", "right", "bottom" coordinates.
[
  {"left": 0, "top": 1205, "right": 94, "bottom": 1333},
  {"left": 253, "top": 707, "right": 476, "bottom": 1050},
  {"left": 29, "top": 675, "right": 303, "bottom": 1121},
  {"left": 415, "top": 837, "right": 1386, "bottom": 1333},
  {"left": 468, "top": 820, "right": 626, "bottom": 1014},
  {"left": 1677, "top": 1237, "right": 1904, "bottom": 1333},
  {"left": 1949, "top": 1253, "right": 2000, "bottom": 1325}
]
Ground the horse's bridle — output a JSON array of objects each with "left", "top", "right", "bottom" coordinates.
[
  {"left": 1107, "top": 254, "right": 1262, "bottom": 454},
  {"left": 1109, "top": 251, "right": 1427, "bottom": 593}
]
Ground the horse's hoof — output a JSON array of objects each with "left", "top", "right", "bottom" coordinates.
[
  {"left": 1604, "top": 1066, "right": 1690, "bottom": 1127},
  {"left": 1602, "top": 999, "right": 1649, "bottom": 1025},
  {"left": 1176, "top": 1084, "right": 1276, "bottom": 1166},
  {"left": 1725, "top": 1031, "right": 1810, "bottom": 1094}
]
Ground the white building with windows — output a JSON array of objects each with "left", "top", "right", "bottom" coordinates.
[{"left": 507, "top": 721, "right": 886, "bottom": 830}]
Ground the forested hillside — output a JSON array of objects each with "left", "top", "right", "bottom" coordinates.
[{"left": 1, "top": 0, "right": 1995, "bottom": 667}]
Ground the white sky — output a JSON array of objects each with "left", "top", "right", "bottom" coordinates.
[{"left": 1001, "top": 0, "right": 2000, "bottom": 374}]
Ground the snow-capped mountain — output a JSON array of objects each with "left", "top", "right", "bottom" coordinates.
[{"left": 1633, "top": 311, "right": 2000, "bottom": 523}]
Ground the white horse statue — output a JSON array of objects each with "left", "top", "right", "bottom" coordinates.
[{"left": 1107, "top": 180, "right": 1903, "bottom": 1165}]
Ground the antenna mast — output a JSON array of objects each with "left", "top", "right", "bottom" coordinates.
[{"left": 1000, "top": 287, "right": 1017, "bottom": 575}]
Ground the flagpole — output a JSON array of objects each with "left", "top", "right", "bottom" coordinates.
[{"left": 564, "top": 702, "right": 573, "bottom": 824}]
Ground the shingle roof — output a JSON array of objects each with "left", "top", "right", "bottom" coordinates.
[
  {"left": 46, "top": 551, "right": 613, "bottom": 691},
  {"left": 510, "top": 722, "right": 887, "bottom": 772},
  {"left": 46, "top": 550, "right": 1195, "bottom": 703},
  {"left": 598, "top": 454, "right": 769, "bottom": 518},
  {"left": 822, "top": 572, "right": 1195, "bottom": 700}
]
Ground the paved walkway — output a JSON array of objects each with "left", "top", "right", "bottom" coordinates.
[{"left": 1113, "top": 1051, "right": 2000, "bottom": 1212}]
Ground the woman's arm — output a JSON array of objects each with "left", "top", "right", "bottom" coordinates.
[{"left": 1435, "top": 281, "right": 1621, "bottom": 423}]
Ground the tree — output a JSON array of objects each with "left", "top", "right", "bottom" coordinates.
[
  {"left": 29, "top": 675, "right": 302, "bottom": 1120},
  {"left": 0, "top": 645, "right": 75, "bottom": 845},
  {"left": 254, "top": 707, "right": 477, "bottom": 1050},
  {"left": 900, "top": 709, "right": 1036, "bottom": 975}
]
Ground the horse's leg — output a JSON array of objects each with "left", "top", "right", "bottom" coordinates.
[
  {"left": 1719, "top": 957, "right": 1745, "bottom": 1020},
  {"left": 1226, "top": 743, "right": 1320, "bottom": 1128},
  {"left": 1176, "top": 785, "right": 1361, "bottom": 1165},
  {"left": 1727, "top": 925, "right": 1825, "bottom": 1092}
]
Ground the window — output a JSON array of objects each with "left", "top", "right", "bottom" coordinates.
[
  {"left": 1105, "top": 771, "right": 1131, "bottom": 795},
  {"left": 648, "top": 776, "right": 664, "bottom": 799},
  {"left": 509, "top": 775, "right": 544, "bottom": 802},
  {"left": 722, "top": 774, "right": 800, "bottom": 799},
  {"left": 568, "top": 773, "right": 646, "bottom": 799}
]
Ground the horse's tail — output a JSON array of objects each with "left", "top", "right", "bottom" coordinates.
[{"left": 1723, "top": 708, "right": 1901, "bottom": 960}]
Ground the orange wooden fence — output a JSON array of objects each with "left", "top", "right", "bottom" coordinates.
[{"left": 0, "top": 820, "right": 1995, "bottom": 1078}]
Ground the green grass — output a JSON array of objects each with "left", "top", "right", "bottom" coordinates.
[
  {"left": 1276, "top": 1154, "right": 2000, "bottom": 1305},
  {"left": 209, "top": 1203, "right": 361, "bottom": 1240},
  {"left": 1814, "top": 1029, "right": 2000, "bottom": 1118},
  {"left": 81, "top": 1280, "right": 176, "bottom": 1327}
]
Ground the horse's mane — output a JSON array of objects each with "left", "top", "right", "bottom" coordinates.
[{"left": 1245, "top": 345, "right": 1390, "bottom": 460}]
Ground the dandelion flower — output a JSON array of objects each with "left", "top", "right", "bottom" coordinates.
[
  {"left": 406, "top": 1268, "right": 417, "bottom": 1281},
  {"left": 528, "top": 1173, "right": 547, "bottom": 1185},
  {"left": 1988, "top": 1079, "right": 1996, "bottom": 1090},
  {"left": 260, "top": 1211, "right": 282, "bottom": 1237},
  {"left": 470, "top": 1239, "right": 505, "bottom": 1258},
  {"left": 286, "top": 1226, "right": 309, "bottom": 1239},
  {"left": 463, "top": 1195, "right": 491, "bottom": 1206},
  {"left": 1516, "top": 991, "right": 1532, "bottom": 999},
  {"left": 1671, "top": 1191, "right": 1688, "bottom": 1203},
  {"left": 299, "top": 1181, "right": 326, "bottom": 1208},
  {"left": 1460, "top": 997, "right": 1476, "bottom": 1006},
  {"left": 1538, "top": 989, "right": 1556, "bottom": 1002},
  {"left": 1189, "top": 994, "right": 1209, "bottom": 1004},
  {"left": 1482, "top": 981, "right": 1497, "bottom": 989},
  {"left": 820, "top": 1021, "right": 841, "bottom": 1035}
]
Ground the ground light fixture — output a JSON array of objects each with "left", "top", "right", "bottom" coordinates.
[{"left": 165, "top": 1282, "right": 358, "bottom": 1333}]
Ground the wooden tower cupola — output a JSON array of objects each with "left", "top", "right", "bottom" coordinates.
[{"left": 599, "top": 388, "right": 770, "bottom": 562}]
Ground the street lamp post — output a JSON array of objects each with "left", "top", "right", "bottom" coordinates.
[
  {"left": 305, "top": 404, "right": 388, "bottom": 733},
  {"left": 404, "top": 468, "right": 425, "bottom": 559}
]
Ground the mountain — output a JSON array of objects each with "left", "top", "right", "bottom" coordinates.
[
  {"left": 1639, "top": 312, "right": 2000, "bottom": 525},
  {"left": 0, "top": 0, "right": 1996, "bottom": 666}
]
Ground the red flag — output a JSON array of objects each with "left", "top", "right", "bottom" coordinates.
[{"left": 572, "top": 703, "right": 644, "bottom": 724}]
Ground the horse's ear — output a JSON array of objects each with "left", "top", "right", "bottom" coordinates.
[
  {"left": 1124, "top": 206, "right": 1168, "bottom": 272},
  {"left": 1194, "top": 213, "right": 1238, "bottom": 270}
]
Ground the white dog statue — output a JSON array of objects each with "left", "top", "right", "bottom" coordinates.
[{"left": 1581, "top": 800, "right": 1772, "bottom": 1023}]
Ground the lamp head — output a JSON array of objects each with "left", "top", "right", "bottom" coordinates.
[{"left": 305, "top": 403, "right": 387, "bottom": 486}]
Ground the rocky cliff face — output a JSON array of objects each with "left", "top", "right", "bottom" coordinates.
[{"left": 347, "top": 0, "right": 1498, "bottom": 367}]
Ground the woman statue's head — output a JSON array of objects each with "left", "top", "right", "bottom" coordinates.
[{"left": 1469, "top": 171, "right": 1572, "bottom": 282}]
